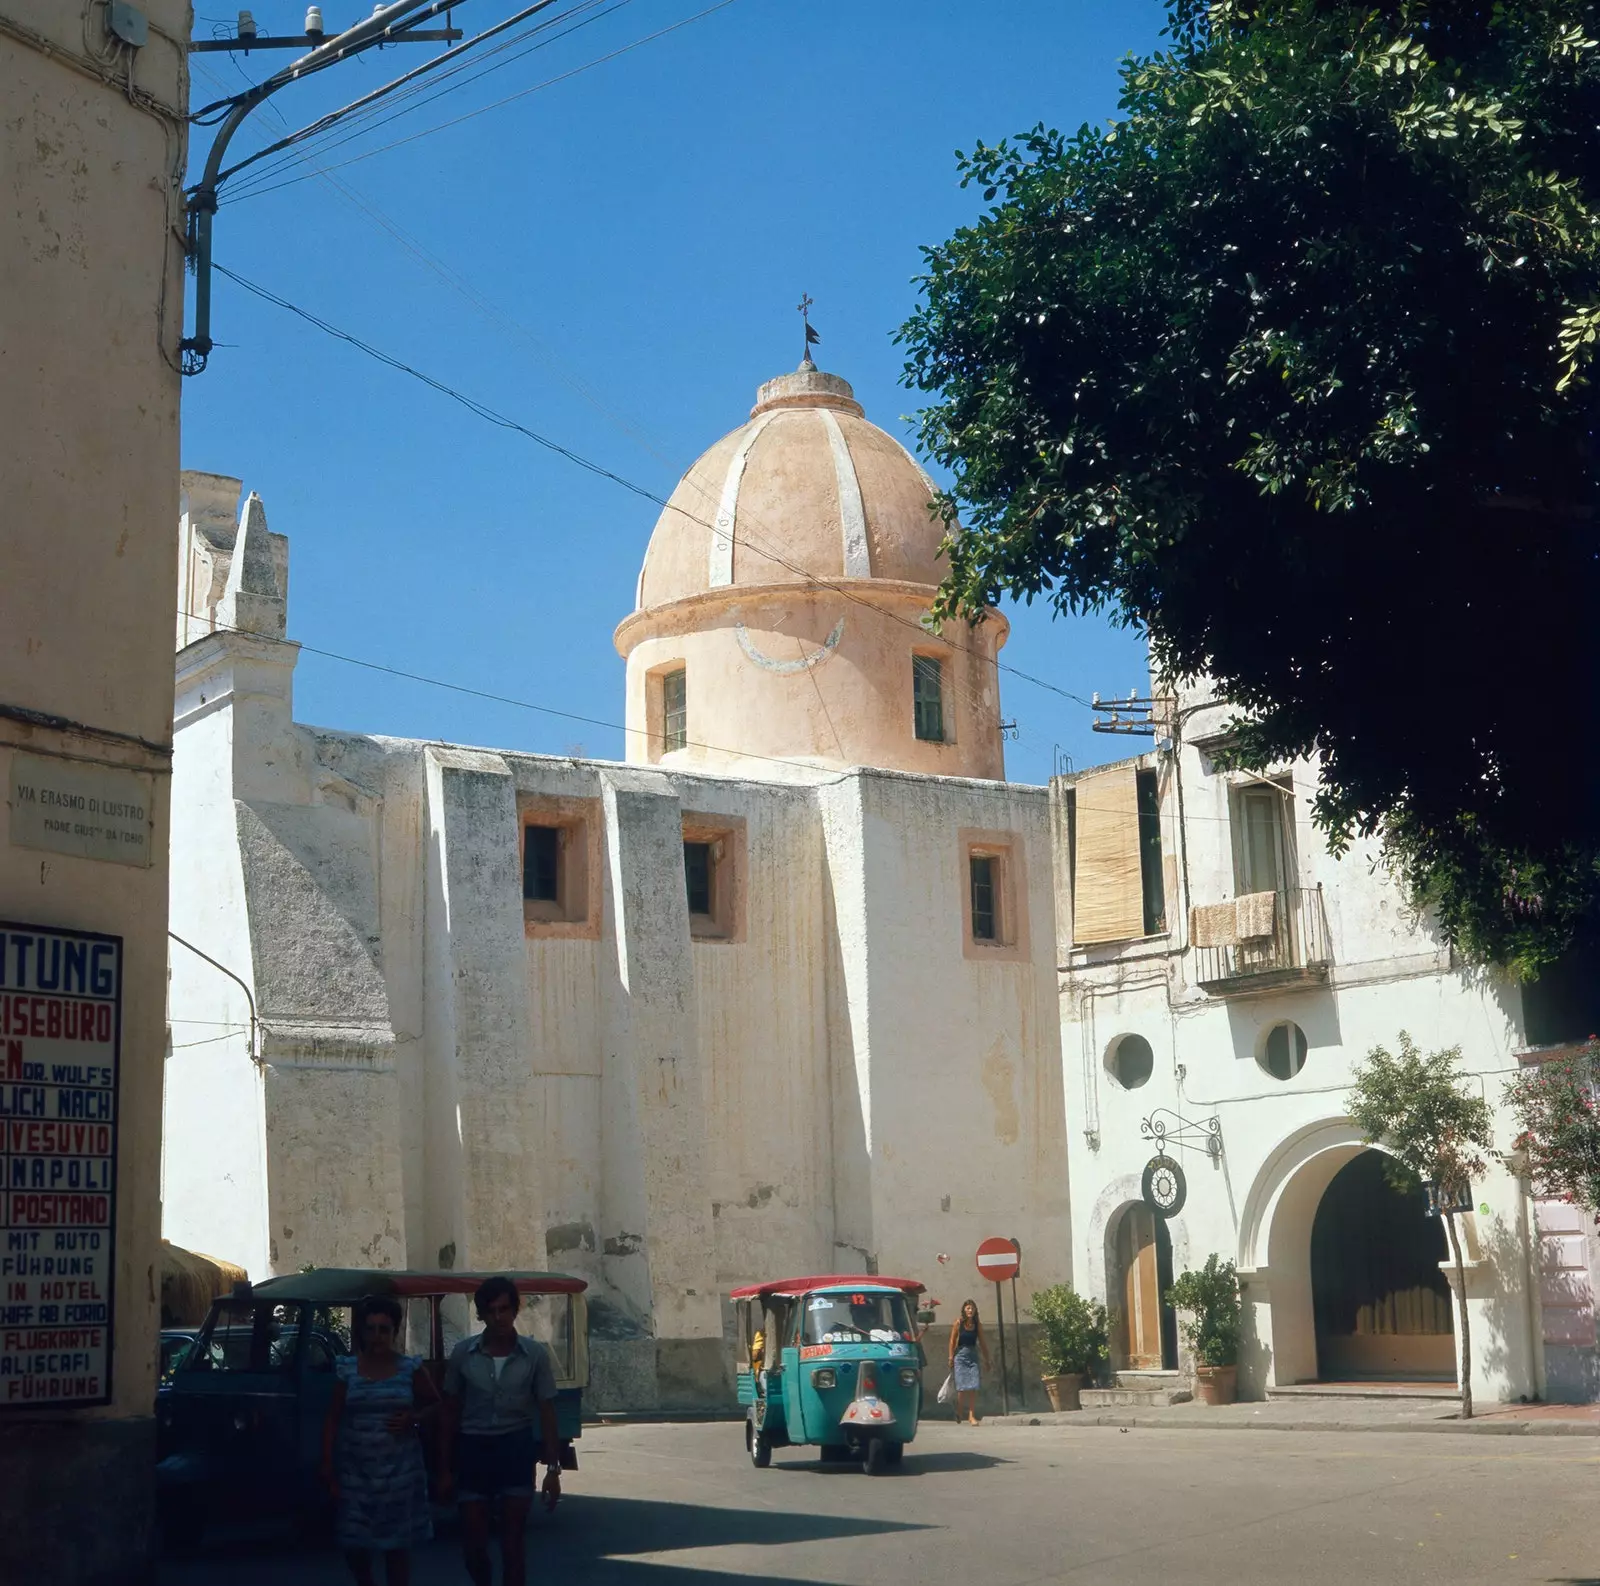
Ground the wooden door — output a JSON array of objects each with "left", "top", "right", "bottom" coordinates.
[{"left": 1118, "top": 1206, "right": 1164, "bottom": 1370}]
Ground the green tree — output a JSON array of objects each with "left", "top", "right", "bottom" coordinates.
[
  {"left": 1030, "top": 1284, "right": 1111, "bottom": 1379},
  {"left": 1346, "top": 1035, "right": 1494, "bottom": 1417},
  {"left": 900, "top": 1, "right": 1600, "bottom": 977},
  {"left": 1164, "top": 1253, "right": 1241, "bottom": 1368},
  {"left": 1504, "top": 1038, "right": 1600, "bottom": 1217}
]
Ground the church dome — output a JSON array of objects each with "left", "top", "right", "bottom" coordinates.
[{"left": 634, "top": 364, "right": 951, "bottom": 610}]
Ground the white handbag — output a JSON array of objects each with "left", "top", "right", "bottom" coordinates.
[{"left": 937, "top": 1373, "right": 954, "bottom": 1405}]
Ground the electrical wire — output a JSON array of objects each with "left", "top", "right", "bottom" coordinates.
[
  {"left": 210, "top": 264, "right": 1100, "bottom": 726},
  {"left": 225, "top": 0, "right": 735, "bottom": 204},
  {"left": 219, "top": 0, "right": 629, "bottom": 199},
  {"left": 212, "top": 0, "right": 601, "bottom": 189}
]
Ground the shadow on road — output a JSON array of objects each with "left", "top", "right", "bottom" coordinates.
[
  {"left": 160, "top": 1490, "right": 934, "bottom": 1585},
  {"left": 769, "top": 1450, "right": 1010, "bottom": 1477}
]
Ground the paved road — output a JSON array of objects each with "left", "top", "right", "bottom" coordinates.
[{"left": 159, "top": 1418, "right": 1600, "bottom": 1585}]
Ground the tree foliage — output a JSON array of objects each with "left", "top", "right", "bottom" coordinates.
[
  {"left": 1164, "top": 1252, "right": 1241, "bottom": 1367},
  {"left": 1030, "top": 1283, "right": 1111, "bottom": 1378},
  {"left": 900, "top": 0, "right": 1600, "bottom": 976},
  {"left": 1347, "top": 1033, "right": 1495, "bottom": 1191},
  {"left": 1504, "top": 1038, "right": 1600, "bottom": 1217}
]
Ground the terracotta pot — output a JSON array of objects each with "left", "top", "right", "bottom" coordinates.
[
  {"left": 1042, "top": 1373, "right": 1084, "bottom": 1412},
  {"left": 1195, "top": 1364, "right": 1237, "bottom": 1406}
]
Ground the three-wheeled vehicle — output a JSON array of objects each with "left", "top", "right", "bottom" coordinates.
[
  {"left": 732, "top": 1274, "right": 925, "bottom": 1474},
  {"left": 156, "top": 1268, "right": 588, "bottom": 1548}
]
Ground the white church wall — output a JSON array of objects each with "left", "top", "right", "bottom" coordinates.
[
  {"left": 681, "top": 776, "right": 833, "bottom": 1289},
  {"left": 164, "top": 701, "right": 269, "bottom": 1278},
  {"left": 844, "top": 771, "right": 1070, "bottom": 1299}
]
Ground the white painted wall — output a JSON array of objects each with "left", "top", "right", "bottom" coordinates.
[{"left": 1058, "top": 689, "right": 1541, "bottom": 1406}]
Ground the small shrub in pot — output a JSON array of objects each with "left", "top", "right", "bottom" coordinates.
[
  {"left": 1165, "top": 1254, "right": 1240, "bottom": 1405},
  {"left": 1030, "top": 1285, "right": 1109, "bottom": 1411}
]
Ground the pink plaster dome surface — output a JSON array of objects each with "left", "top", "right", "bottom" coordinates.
[{"left": 634, "top": 364, "right": 954, "bottom": 610}]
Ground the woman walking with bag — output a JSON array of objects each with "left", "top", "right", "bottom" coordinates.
[
  {"left": 320, "top": 1295, "right": 440, "bottom": 1586},
  {"left": 948, "top": 1298, "right": 992, "bottom": 1426}
]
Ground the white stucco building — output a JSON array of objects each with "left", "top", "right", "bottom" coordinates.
[
  {"left": 165, "top": 358, "right": 1600, "bottom": 1411},
  {"left": 1055, "top": 682, "right": 1600, "bottom": 1406},
  {"left": 164, "top": 366, "right": 1068, "bottom": 1408}
]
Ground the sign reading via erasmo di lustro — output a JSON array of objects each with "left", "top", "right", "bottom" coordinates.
[{"left": 0, "top": 757, "right": 138, "bottom": 1408}]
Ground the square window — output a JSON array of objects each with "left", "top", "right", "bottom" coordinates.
[
  {"left": 680, "top": 814, "right": 747, "bottom": 943},
  {"left": 683, "top": 840, "right": 713, "bottom": 917},
  {"left": 913, "top": 654, "right": 946, "bottom": 743},
  {"left": 517, "top": 797, "right": 599, "bottom": 938},
  {"left": 662, "top": 668, "right": 687, "bottom": 754},
  {"left": 970, "top": 855, "right": 997, "bottom": 941},
  {"left": 523, "top": 825, "right": 560, "bottom": 903},
  {"left": 959, "top": 829, "right": 1029, "bottom": 962}
]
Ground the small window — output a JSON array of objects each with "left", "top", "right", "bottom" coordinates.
[
  {"left": 1261, "top": 1021, "right": 1307, "bottom": 1082},
  {"left": 1109, "top": 1033, "right": 1154, "bottom": 1090},
  {"left": 684, "top": 840, "right": 713, "bottom": 917},
  {"left": 518, "top": 800, "right": 598, "bottom": 936},
  {"left": 1136, "top": 769, "right": 1166, "bottom": 936},
  {"left": 662, "top": 667, "right": 687, "bottom": 754},
  {"left": 913, "top": 654, "right": 946, "bottom": 743},
  {"left": 970, "top": 854, "right": 997, "bottom": 941},
  {"left": 523, "top": 825, "right": 560, "bottom": 903}
]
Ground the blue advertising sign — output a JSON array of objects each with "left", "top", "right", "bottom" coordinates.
[{"left": 0, "top": 923, "right": 122, "bottom": 1410}]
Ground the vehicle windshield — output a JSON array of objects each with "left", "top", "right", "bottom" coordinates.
[
  {"left": 801, "top": 1290, "right": 914, "bottom": 1346},
  {"left": 184, "top": 1300, "right": 305, "bottom": 1373}
]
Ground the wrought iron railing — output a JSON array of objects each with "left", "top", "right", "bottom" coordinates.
[{"left": 1192, "top": 886, "right": 1332, "bottom": 991}]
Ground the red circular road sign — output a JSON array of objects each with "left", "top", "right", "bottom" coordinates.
[{"left": 975, "top": 1237, "right": 1019, "bottom": 1283}]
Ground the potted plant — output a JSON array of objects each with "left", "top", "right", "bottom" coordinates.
[
  {"left": 1165, "top": 1254, "right": 1240, "bottom": 1405},
  {"left": 1029, "top": 1284, "right": 1109, "bottom": 1411}
]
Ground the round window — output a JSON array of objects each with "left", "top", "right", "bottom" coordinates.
[
  {"left": 1109, "top": 1033, "right": 1154, "bottom": 1090},
  {"left": 1260, "top": 1021, "right": 1307, "bottom": 1082}
]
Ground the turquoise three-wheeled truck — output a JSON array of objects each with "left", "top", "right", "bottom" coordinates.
[{"left": 732, "top": 1274, "right": 926, "bottom": 1474}]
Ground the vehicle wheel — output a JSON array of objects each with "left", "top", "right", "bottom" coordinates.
[
  {"left": 863, "top": 1437, "right": 890, "bottom": 1475},
  {"left": 747, "top": 1417, "right": 772, "bottom": 1469}
]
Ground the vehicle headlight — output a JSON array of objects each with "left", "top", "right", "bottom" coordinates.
[
  {"left": 899, "top": 1368, "right": 919, "bottom": 1387},
  {"left": 812, "top": 1368, "right": 837, "bottom": 1389}
]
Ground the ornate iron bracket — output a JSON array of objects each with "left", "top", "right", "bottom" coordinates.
[{"left": 1141, "top": 1108, "right": 1223, "bottom": 1164}]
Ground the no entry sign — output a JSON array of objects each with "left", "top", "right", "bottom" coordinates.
[{"left": 975, "top": 1236, "right": 1019, "bottom": 1284}]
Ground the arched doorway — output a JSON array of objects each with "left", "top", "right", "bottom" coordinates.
[
  {"left": 1310, "top": 1150, "right": 1454, "bottom": 1381},
  {"left": 1111, "top": 1204, "right": 1178, "bottom": 1371}
]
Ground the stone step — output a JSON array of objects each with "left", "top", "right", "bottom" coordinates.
[
  {"left": 1081, "top": 1375, "right": 1193, "bottom": 1409},
  {"left": 1266, "top": 1380, "right": 1461, "bottom": 1402}
]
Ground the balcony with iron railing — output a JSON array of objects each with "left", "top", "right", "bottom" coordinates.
[{"left": 1191, "top": 885, "right": 1332, "bottom": 996}]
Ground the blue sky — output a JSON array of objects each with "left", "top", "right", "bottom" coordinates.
[{"left": 182, "top": 0, "right": 1169, "bottom": 783}]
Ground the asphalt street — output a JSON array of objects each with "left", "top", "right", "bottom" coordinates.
[{"left": 158, "top": 1418, "right": 1600, "bottom": 1585}]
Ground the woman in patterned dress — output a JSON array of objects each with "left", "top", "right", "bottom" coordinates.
[{"left": 320, "top": 1295, "right": 440, "bottom": 1586}]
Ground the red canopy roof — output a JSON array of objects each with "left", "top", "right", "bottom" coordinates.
[{"left": 729, "top": 1274, "right": 925, "bottom": 1301}]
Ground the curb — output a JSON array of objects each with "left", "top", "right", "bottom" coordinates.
[{"left": 996, "top": 1411, "right": 1600, "bottom": 1438}]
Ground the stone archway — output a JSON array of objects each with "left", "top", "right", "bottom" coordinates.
[{"left": 1237, "top": 1120, "right": 1457, "bottom": 1390}]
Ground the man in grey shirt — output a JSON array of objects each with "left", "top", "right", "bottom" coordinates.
[{"left": 440, "top": 1276, "right": 562, "bottom": 1586}]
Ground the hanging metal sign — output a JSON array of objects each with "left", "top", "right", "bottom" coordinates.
[
  {"left": 1141, "top": 1154, "right": 1187, "bottom": 1219},
  {"left": 0, "top": 922, "right": 122, "bottom": 1411}
]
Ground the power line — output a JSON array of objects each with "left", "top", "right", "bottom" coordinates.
[
  {"left": 223, "top": 0, "right": 739, "bottom": 203},
  {"left": 210, "top": 264, "right": 1102, "bottom": 719},
  {"left": 221, "top": 0, "right": 635, "bottom": 201}
]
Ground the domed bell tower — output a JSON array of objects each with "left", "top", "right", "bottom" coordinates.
[{"left": 614, "top": 363, "right": 1008, "bottom": 778}]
